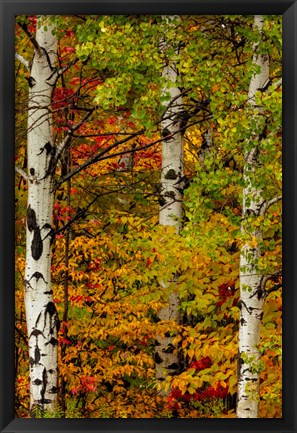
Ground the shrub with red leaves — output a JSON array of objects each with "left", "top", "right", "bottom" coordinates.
[
  {"left": 167, "top": 356, "right": 230, "bottom": 411},
  {"left": 189, "top": 356, "right": 212, "bottom": 371}
]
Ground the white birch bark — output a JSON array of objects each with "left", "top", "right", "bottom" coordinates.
[
  {"left": 237, "top": 15, "right": 269, "bottom": 418},
  {"left": 23, "top": 17, "right": 59, "bottom": 415},
  {"left": 156, "top": 16, "right": 184, "bottom": 394}
]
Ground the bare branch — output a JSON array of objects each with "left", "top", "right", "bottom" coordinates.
[
  {"left": 259, "top": 195, "right": 282, "bottom": 216},
  {"left": 72, "top": 131, "right": 134, "bottom": 138},
  {"left": 15, "top": 325, "right": 28, "bottom": 346},
  {"left": 15, "top": 52, "right": 30, "bottom": 71},
  {"left": 55, "top": 173, "right": 156, "bottom": 236},
  {"left": 274, "top": 78, "right": 282, "bottom": 89},
  {"left": 265, "top": 283, "right": 282, "bottom": 298},
  {"left": 15, "top": 166, "right": 30, "bottom": 181},
  {"left": 19, "top": 22, "right": 41, "bottom": 54},
  {"left": 53, "top": 109, "right": 96, "bottom": 169},
  {"left": 56, "top": 128, "right": 145, "bottom": 187},
  {"left": 56, "top": 114, "right": 211, "bottom": 187},
  {"left": 259, "top": 272, "right": 282, "bottom": 294},
  {"left": 57, "top": 57, "right": 80, "bottom": 77}
]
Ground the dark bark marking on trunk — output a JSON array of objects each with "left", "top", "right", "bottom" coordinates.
[
  {"left": 30, "top": 328, "right": 44, "bottom": 339},
  {"left": 38, "top": 141, "right": 57, "bottom": 178},
  {"left": 249, "top": 285, "right": 264, "bottom": 300},
  {"left": 25, "top": 76, "right": 36, "bottom": 88},
  {"left": 29, "top": 271, "right": 48, "bottom": 284},
  {"left": 245, "top": 208, "right": 257, "bottom": 217},
  {"left": 44, "top": 290, "right": 53, "bottom": 295},
  {"left": 154, "top": 353, "right": 163, "bottom": 364},
  {"left": 41, "top": 46, "right": 55, "bottom": 71},
  {"left": 165, "top": 169, "right": 177, "bottom": 180},
  {"left": 30, "top": 344, "right": 41, "bottom": 366},
  {"left": 155, "top": 183, "right": 163, "bottom": 194},
  {"left": 155, "top": 183, "right": 167, "bottom": 207},
  {"left": 24, "top": 279, "right": 34, "bottom": 291},
  {"left": 158, "top": 196, "right": 166, "bottom": 207},
  {"left": 45, "top": 301, "right": 56, "bottom": 317},
  {"left": 238, "top": 356, "right": 244, "bottom": 368},
  {"left": 27, "top": 205, "right": 37, "bottom": 232},
  {"left": 38, "top": 141, "right": 54, "bottom": 157},
  {"left": 44, "top": 301, "right": 60, "bottom": 334},
  {"left": 174, "top": 175, "right": 191, "bottom": 195},
  {"left": 35, "top": 312, "right": 42, "bottom": 327},
  {"left": 34, "top": 345, "right": 41, "bottom": 364},
  {"left": 163, "top": 343, "right": 175, "bottom": 353},
  {"left": 41, "top": 223, "right": 52, "bottom": 230},
  {"left": 238, "top": 300, "right": 252, "bottom": 314},
  {"left": 45, "top": 337, "right": 58, "bottom": 346},
  {"left": 167, "top": 362, "right": 179, "bottom": 370},
  {"left": 47, "top": 148, "right": 57, "bottom": 176},
  {"left": 33, "top": 378, "right": 42, "bottom": 385},
  {"left": 174, "top": 110, "right": 190, "bottom": 130},
  {"left": 41, "top": 224, "right": 56, "bottom": 244},
  {"left": 162, "top": 127, "right": 173, "bottom": 141},
  {"left": 38, "top": 367, "right": 52, "bottom": 405},
  {"left": 164, "top": 190, "right": 176, "bottom": 200},
  {"left": 49, "top": 386, "right": 58, "bottom": 393},
  {"left": 30, "top": 167, "right": 35, "bottom": 176},
  {"left": 256, "top": 311, "right": 263, "bottom": 320},
  {"left": 31, "top": 226, "right": 43, "bottom": 261}
]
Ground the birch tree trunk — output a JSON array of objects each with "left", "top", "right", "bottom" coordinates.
[
  {"left": 22, "top": 17, "right": 59, "bottom": 416},
  {"left": 156, "top": 16, "right": 184, "bottom": 394},
  {"left": 236, "top": 15, "right": 270, "bottom": 418}
]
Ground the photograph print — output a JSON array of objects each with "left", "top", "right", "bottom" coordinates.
[{"left": 14, "top": 14, "right": 282, "bottom": 419}]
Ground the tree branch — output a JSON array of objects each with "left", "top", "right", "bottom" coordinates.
[
  {"left": 56, "top": 128, "right": 145, "bottom": 187},
  {"left": 19, "top": 22, "right": 41, "bottom": 54},
  {"left": 274, "top": 78, "right": 282, "bottom": 89},
  {"left": 57, "top": 57, "right": 80, "bottom": 77},
  {"left": 15, "top": 325, "right": 28, "bottom": 346},
  {"left": 265, "top": 283, "right": 282, "bottom": 298},
  {"left": 54, "top": 179, "right": 143, "bottom": 236},
  {"left": 56, "top": 113, "right": 211, "bottom": 188},
  {"left": 259, "top": 272, "right": 282, "bottom": 294},
  {"left": 259, "top": 195, "right": 282, "bottom": 216},
  {"left": 15, "top": 166, "right": 30, "bottom": 181},
  {"left": 48, "top": 109, "right": 96, "bottom": 178},
  {"left": 15, "top": 52, "right": 30, "bottom": 71}
]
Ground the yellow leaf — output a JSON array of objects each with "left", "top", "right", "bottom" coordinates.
[{"left": 187, "top": 349, "right": 195, "bottom": 359}]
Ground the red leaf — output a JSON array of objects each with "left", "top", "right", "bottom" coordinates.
[{"left": 63, "top": 47, "right": 76, "bottom": 53}]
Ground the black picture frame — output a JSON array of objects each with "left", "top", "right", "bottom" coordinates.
[{"left": 0, "top": 1, "right": 296, "bottom": 432}]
